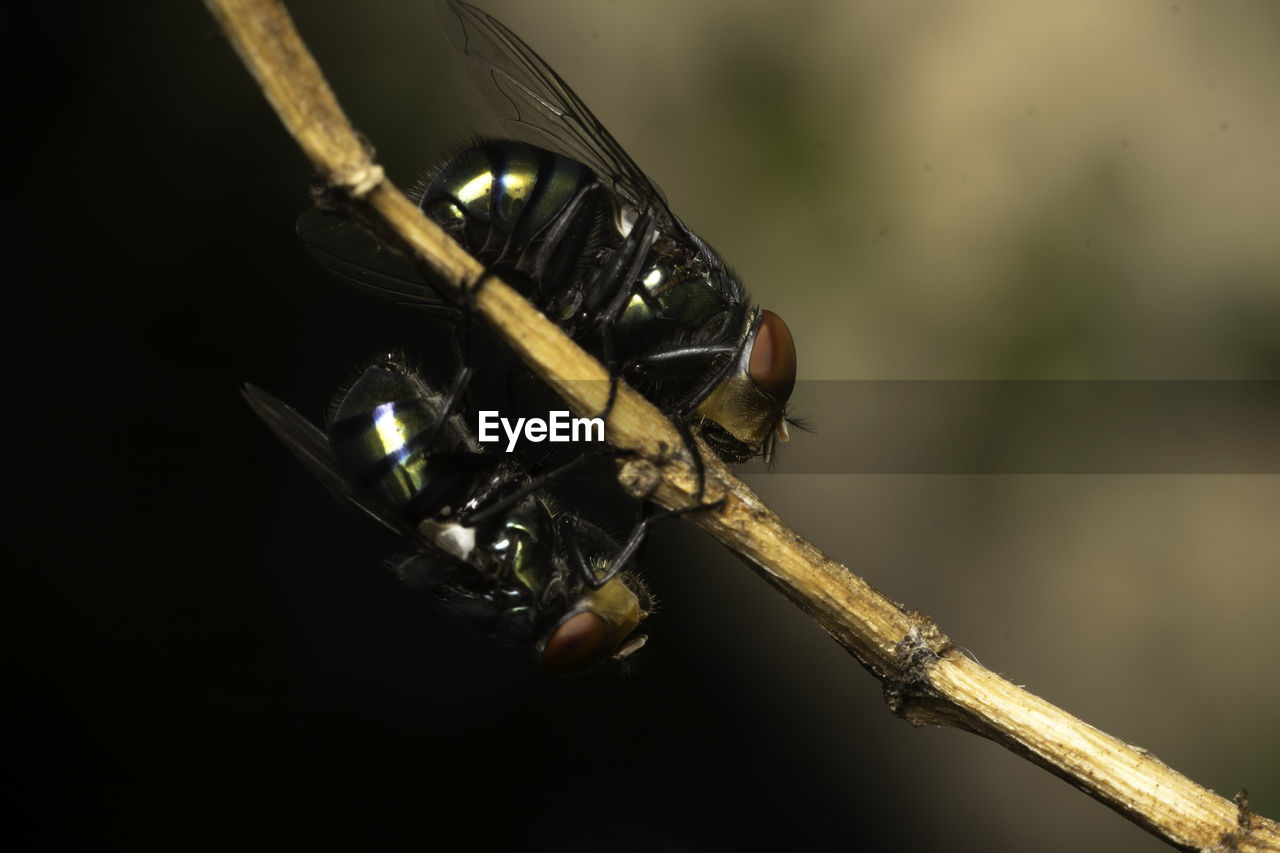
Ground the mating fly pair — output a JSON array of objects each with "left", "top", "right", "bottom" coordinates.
[{"left": 249, "top": 1, "right": 802, "bottom": 670}]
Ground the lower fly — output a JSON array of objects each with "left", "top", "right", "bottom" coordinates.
[{"left": 244, "top": 359, "right": 654, "bottom": 672}]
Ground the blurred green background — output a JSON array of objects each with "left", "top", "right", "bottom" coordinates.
[{"left": 11, "top": 1, "right": 1277, "bottom": 850}]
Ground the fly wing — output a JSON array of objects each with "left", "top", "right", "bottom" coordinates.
[
  {"left": 437, "top": 0, "right": 679, "bottom": 234},
  {"left": 243, "top": 384, "right": 416, "bottom": 540},
  {"left": 296, "top": 208, "right": 461, "bottom": 316}
]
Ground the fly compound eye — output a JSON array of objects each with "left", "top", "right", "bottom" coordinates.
[
  {"left": 540, "top": 611, "right": 611, "bottom": 673},
  {"left": 747, "top": 310, "right": 797, "bottom": 401}
]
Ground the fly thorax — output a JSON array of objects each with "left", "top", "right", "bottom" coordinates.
[
  {"left": 618, "top": 263, "right": 734, "bottom": 339},
  {"left": 485, "top": 495, "right": 555, "bottom": 596}
]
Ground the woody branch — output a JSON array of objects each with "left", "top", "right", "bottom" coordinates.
[{"left": 206, "top": 1, "right": 1279, "bottom": 850}]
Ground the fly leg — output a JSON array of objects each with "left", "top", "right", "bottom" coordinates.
[
  {"left": 452, "top": 263, "right": 492, "bottom": 384},
  {"left": 458, "top": 183, "right": 605, "bottom": 428},
  {"left": 459, "top": 444, "right": 628, "bottom": 529},
  {"left": 559, "top": 498, "right": 726, "bottom": 590},
  {"left": 580, "top": 211, "right": 658, "bottom": 423},
  {"left": 612, "top": 342, "right": 740, "bottom": 500},
  {"left": 399, "top": 359, "right": 476, "bottom": 462},
  {"left": 626, "top": 343, "right": 740, "bottom": 411},
  {"left": 527, "top": 182, "right": 603, "bottom": 312}
]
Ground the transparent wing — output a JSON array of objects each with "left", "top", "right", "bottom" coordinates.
[
  {"left": 243, "top": 384, "right": 416, "bottom": 540},
  {"left": 437, "top": 0, "right": 678, "bottom": 233},
  {"left": 296, "top": 209, "right": 461, "bottom": 316}
]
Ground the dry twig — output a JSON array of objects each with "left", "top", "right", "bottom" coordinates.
[{"left": 206, "top": 1, "right": 1279, "bottom": 849}]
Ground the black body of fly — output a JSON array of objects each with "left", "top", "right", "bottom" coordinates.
[
  {"left": 298, "top": 0, "right": 799, "bottom": 465},
  {"left": 244, "top": 360, "right": 655, "bottom": 673}
]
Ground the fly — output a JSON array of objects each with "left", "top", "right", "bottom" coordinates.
[
  {"left": 299, "top": 0, "right": 799, "bottom": 466},
  {"left": 244, "top": 359, "right": 656, "bottom": 672}
]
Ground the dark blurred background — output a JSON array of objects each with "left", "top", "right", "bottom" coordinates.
[{"left": 9, "top": 1, "right": 1278, "bottom": 850}]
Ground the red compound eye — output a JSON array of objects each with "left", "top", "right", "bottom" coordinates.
[
  {"left": 747, "top": 310, "right": 797, "bottom": 400},
  {"left": 540, "top": 611, "right": 610, "bottom": 673}
]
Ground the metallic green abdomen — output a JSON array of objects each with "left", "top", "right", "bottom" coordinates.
[
  {"left": 421, "top": 141, "right": 592, "bottom": 246},
  {"left": 328, "top": 366, "right": 478, "bottom": 522}
]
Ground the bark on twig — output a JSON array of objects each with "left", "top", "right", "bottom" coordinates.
[{"left": 206, "top": 1, "right": 1279, "bottom": 849}]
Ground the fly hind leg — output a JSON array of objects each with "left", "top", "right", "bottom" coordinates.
[
  {"left": 581, "top": 211, "right": 658, "bottom": 425},
  {"left": 558, "top": 497, "right": 726, "bottom": 591}
]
